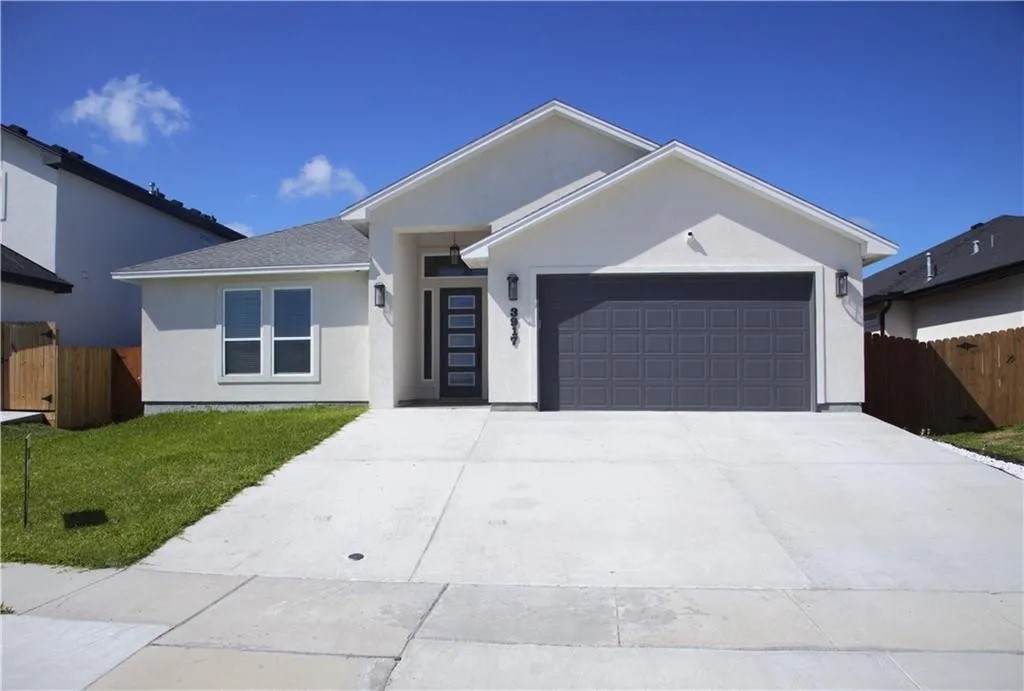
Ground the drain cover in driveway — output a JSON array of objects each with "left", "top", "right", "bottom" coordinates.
[{"left": 348, "top": 553, "right": 364, "bottom": 561}]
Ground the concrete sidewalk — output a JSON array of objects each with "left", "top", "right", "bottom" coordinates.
[{"left": 2, "top": 564, "right": 1021, "bottom": 689}]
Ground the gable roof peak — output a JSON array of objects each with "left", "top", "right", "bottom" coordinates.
[{"left": 338, "top": 99, "right": 658, "bottom": 222}]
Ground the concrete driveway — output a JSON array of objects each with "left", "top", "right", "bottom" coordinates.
[
  {"left": 5, "top": 409, "right": 1021, "bottom": 689},
  {"left": 143, "top": 408, "right": 1021, "bottom": 591}
]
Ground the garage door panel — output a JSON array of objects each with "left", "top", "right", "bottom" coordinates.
[
  {"left": 613, "top": 359, "right": 641, "bottom": 379},
  {"left": 710, "top": 334, "right": 738, "bottom": 354},
  {"left": 742, "top": 386, "right": 773, "bottom": 409},
  {"left": 678, "top": 359, "right": 707, "bottom": 381},
  {"left": 775, "top": 333, "right": 807, "bottom": 355},
  {"left": 743, "top": 333, "right": 772, "bottom": 355},
  {"left": 612, "top": 334, "right": 640, "bottom": 354},
  {"left": 579, "top": 359, "right": 609, "bottom": 380},
  {"left": 677, "top": 309, "right": 707, "bottom": 329},
  {"left": 580, "top": 333, "right": 610, "bottom": 355},
  {"left": 580, "top": 310, "right": 609, "bottom": 329},
  {"left": 644, "top": 386, "right": 674, "bottom": 409},
  {"left": 645, "top": 309, "right": 673, "bottom": 329},
  {"left": 743, "top": 308, "right": 771, "bottom": 328},
  {"left": 613, "top": 387, "right": 642, "bottom": 408},
  {"left": 776, "top": 359, "right": 807, "bottom": 380},
  {"left": 538, "top": 274, "right": 813, "bottom": 411},
  {"left": 776, "top": 386, "right": 808, "bottom": 409},
  {"left": 612, "top": 308, "right": 641, "bottom": 329},
  {"left": 644, "top": 333, "right": 674, "bottom": 354},
  {"left": 744, "top": 359, "right": 772, "bottom": 380},
  {"left": 710, "top": 387, "right": 740, "bottom": 408},
  {"left": 710, "top": 309, "right": 739, "bottom": 328},
  {"left": 644, "top": 359, "right": 673, "bottom": 381},
  {"left": 776, "top": 308, "right": 807, "bottom": 329},
  {"left": 710, "top": 359, "right": 739, "bottom": 380},
  {"left": 580, "top": 386, "right": 610, "bottom": 408},
  {"left": 677, "top": 386, "right": 708, "bottom": 408},
  {"left": 678, "top": 334, "right": 708, "bottom": 354}
]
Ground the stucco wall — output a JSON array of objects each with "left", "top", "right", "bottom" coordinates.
[
  {"left": 881, "top": 301, "right": 914, "bottom": 339},
  {"left": 914, "top": 273, "right": 1024, "bottom": 341},
  {"left": 140, "top": 272, "right": 368, "bottom": 404},
  {"left": 367, "top": 114, "right": 648, "bottom": 407},
  {"left": 484, "top": 155, "right": 866, "bottom": 406},
  {"left": 1, "top": 133, "right": 59, "bottom": 269},
  {"left": 50, "top": 173, "right": 227, "bottom": 346}
]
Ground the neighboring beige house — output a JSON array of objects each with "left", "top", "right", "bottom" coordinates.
[
  {"left": 115, "top": 100, "right": 897, "bottom": 413},
  {"left": 864, "top": 215, "right": 1023, "bottom": 342},
  {"left": 0, "top": 124, "right": 244, "bottom": 347}
]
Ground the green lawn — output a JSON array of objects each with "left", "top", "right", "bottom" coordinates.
[
  {"left": 1, "top": 406, "right": 364, "bottom": 568},
  {"left": 937, "top": 424, "right": 1024, "bottom": 464}
]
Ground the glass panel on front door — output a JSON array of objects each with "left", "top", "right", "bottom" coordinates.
[{"left": 440, "top": 287, "right": 482, "bottom": 399}]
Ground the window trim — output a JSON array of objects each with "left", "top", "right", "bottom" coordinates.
[
  {"left": 222, "top": 288, "right": 263, "bottom": 377},
  {"left": 271, "top": 286, "right": 314, "bottom": 376},
  {"left": 422, "top": 252, "right": 488, "bottom": 279},
  {"left": 217, "top": 283, "right": 321, "bottom": 385}
]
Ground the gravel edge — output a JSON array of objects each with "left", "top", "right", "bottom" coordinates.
[{"left": 932, "top": 440, "right": 1024, "bottom": 480}]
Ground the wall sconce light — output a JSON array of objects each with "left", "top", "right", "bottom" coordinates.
[
  {"left": 835, "top": 269, "right": 849, "bottom": 298},
  {"left": 373, "top": 282, "right": 386, "bottom": 308},
  {"left": 449, "top": 233, "right": 461, "bottom": 266},
  {"left": 507, "top": 273, "right": 519, "bottom": 302}
]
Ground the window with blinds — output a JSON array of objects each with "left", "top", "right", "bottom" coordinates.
[
  {"left": 273, "top": 288, "right": 312, "bottom": 374},
  {"left": 223, "top": 289, "right": 262, "bottom": 375}
]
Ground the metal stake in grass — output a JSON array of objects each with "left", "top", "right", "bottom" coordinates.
[{"left": 23, "top": 434, "right": 31, "bottom": 527}]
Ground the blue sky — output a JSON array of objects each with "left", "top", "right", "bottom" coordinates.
[{"left": 3, "top": 2, "right": 1021, "bottom": 272}]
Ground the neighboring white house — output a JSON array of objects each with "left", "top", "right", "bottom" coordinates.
[
  {"left": 865, "top": 215, "right": 1023, "bottom": 342},
  {"left": 0, "top": 124, "right": 244, "bottom": 347},
  {"left": 115, "top": 100, "right": 898, "bottom": 413}
]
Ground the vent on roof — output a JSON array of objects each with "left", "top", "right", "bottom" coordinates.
[
  {"left": 7, "top": 125, "right": 28, "bottom": 136},
  {"left": 68, "top": 151, "right": 84, "bottom": 161},
  {"left": 169, "top": 199, "right": 184, "bottom": 207},
  {"left": 925, "top": 252, "right": 935, "bottom": 281},
  {"left": 52, "top": 145, "right": 70, "bottom": 155},
  {"left": 971, "top": 222, "right": 985, "bottom": 230}
]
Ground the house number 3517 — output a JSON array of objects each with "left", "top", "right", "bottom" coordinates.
[{"left": 510, "top": 307, "right": 520, "bottom": 346}]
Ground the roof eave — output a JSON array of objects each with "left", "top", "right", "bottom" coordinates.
[
  {"left": 462, "top": 142, "right": 900, "bottom": 262},
  {"left": 112, "top": 263, "right": 370, "bottom": 281}
]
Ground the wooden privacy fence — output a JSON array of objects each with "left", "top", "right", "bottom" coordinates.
[
  {"left": 864, "top": 327, "right": 1023, "bottom": 434},
  {"left": 2, "top": 322, "right": 142, "bottom": 429}
]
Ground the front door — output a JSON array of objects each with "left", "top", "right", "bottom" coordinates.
[{"left": 440, "top": 287, "right": 482, "bottom": 398}]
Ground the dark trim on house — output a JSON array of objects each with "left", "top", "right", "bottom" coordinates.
[
  {"left": 2, "top": 124, "right": 244, "bottom": 242},
  {"left": 1, "top": 245, "right": 73, "bottom": 293}
]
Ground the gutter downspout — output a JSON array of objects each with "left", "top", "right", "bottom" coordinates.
[{"left": 878, "top": 299, "right": 893, "bottom": 335}]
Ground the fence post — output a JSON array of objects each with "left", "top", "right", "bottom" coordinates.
[{"left": 23, "top": 434, "right": 30, "bottom": 527}]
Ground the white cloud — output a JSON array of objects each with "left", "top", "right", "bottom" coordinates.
[
  {"left": 225, "top": 222, "right": 253, "bottom": 236},
  {"left": 850, "top": 216, "right": 875, "bottom": 230},
  {"left": 66, "top": 74, "right": 189, "bottom": 144},
  {"left": 279, "top": 155, "right": 366, "bottom": 200}
]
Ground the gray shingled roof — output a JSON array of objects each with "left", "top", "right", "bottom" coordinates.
[
  {"left": 865, "top": 215, "right": 1023, "bottom": 302},
  {"left": 116, "top": 217, "right": 368, "bottom": 274}
]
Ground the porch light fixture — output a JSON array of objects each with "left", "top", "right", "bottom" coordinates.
[
  {"left": 373, "top": 282, "right": 386, "bottom": 308},
  {"left": 507, "top": 273, "right": 519, "bottom": 302},
  {"left": 835, "top": 269, "right": 849, "bottom": 298},
  {"left": 449, "top": 233, "right": 461, "bottom": 266}
]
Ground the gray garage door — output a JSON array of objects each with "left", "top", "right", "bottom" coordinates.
[{"left": 537, "top": 274, "right": 814, "bottom": 411}]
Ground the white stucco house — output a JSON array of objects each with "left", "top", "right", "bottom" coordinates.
[
  {"left": 115, "top": 100, "right": 898, "bottom": 413},
  {"left": 865, "top": 215, "right": 1023, "bottom": 342},
  {"left": 1, "top": 124, "right": 244, "bottom": 347}
]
